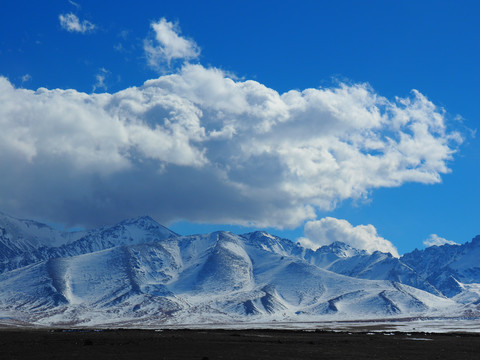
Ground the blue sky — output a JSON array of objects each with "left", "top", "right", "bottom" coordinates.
[{"left": 1, "top": 1, "right": 479, "bottom": 255}]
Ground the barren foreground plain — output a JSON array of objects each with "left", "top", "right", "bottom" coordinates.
[{"left": 1, "top": 328, "right": 480, "bottom": 359}]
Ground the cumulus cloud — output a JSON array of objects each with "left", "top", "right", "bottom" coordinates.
[
  {"left": 59, "top": 13, "right": 95, "bottom": 34},
  {"left": 423, "top": 234, "right": 458, "bottom": 247},
  {"left": 0, "top": 57, "right": 461, "bottom": 229},
  {"left": 144, "top": 18, "right": 200, "bottom": 69},
  {"left": 298, "top": 217, "right": 399, "bottom": 257}
]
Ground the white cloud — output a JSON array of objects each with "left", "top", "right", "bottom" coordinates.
[
  {"left": 0, "top": 61, "right": 461, "bottom": 229},
  {"left": 93, "top": 68, "right": 109, "bottom": 92},
  {"left": 423, "top": 234, "right": 458, "bottom": 247},
  {"left": 59, "top": 13, "right": 95, "bottom": 34},
  {"left": 298, "top": 217, "right": 399, "bottom": 257},
  {"left": 144, "top": 18, "right": 200, "bottom": 69},
  {"left": 68, "top": 0, "right": 80, "bottom": 9},
  {"left": 21, "top": 74, "right": 31, "bottom": 83}
]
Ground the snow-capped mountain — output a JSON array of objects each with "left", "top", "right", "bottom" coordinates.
[
  {"left": 0, "top": 211, "right": 84, "bottom": 250},
  {"left": 243, "top": 232, "right": 440, "bottom": 295},
  {"left": 0, "top": 212, "right": 85, "bottom": 273},
  {"left": 0, "top": 213, "right": 465, "bottom": 326},
  {"left": 0, "top": 212, "right": 477, "bottom": 327},
  {"left": 0, "top": 214, "right": 177, "bottom": 274},
  {"left": 402, "top": 236, "right": 480, "bottom": 299}
]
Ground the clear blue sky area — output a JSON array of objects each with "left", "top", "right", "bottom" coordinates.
[{"left": 1, "top": 1, "right": 479, "bottom": 254}]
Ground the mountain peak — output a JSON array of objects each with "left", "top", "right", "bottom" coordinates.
[
  {"left": 116, "top": 216, "right": 179, "bottom": 237},
  {"left": 316, "top": 241, "right": 364, "bottom": 258},
  {"left": 242, "top": 231, "right": 300, "bottom": 258},
  {"left": 469, "top": 235, "right": 480, "bottom": 246},
  {"left": 245, "top": 230, "right": 279, "bottom": 241},
  {"left": 120, "top": 215, "right": 156, "bottom": 225}
]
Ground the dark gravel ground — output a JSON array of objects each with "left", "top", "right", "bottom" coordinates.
[{"left": 1, "top": 328, "right": 480, "bottom": 359}]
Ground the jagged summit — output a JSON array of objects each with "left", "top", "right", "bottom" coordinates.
[
  {"left": 109, "top": 215, "right": 180, "bottom": 237},
  {"left": 468, "top": 235, "right": 480, "bottom": 247},
  {"left": 316, "top": 241, "right": 366, "bottom": 258}
]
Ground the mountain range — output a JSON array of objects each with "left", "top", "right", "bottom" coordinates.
[{"left": 0, "top": 211, "right": 479, "bottom": 327}]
